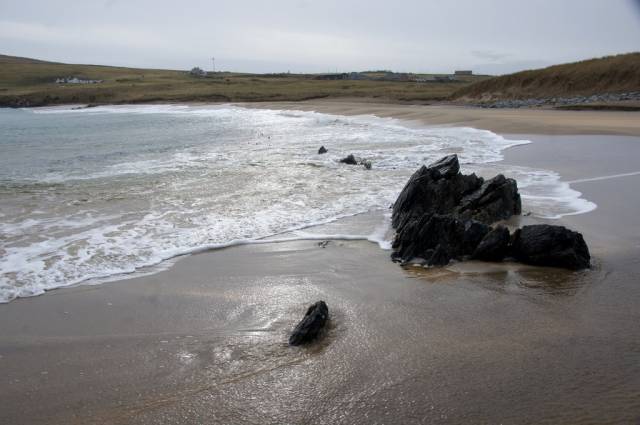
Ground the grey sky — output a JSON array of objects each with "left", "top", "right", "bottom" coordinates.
[{"left": 1, "top": 0, "right": 639, "bottom": 75}]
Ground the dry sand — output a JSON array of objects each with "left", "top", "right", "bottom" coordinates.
[
  {"left": 241, "top": 99, "right": 640, "bottom": 136},
  {"left": 1, "top": 104, "right": 640, "bottom": 424}
]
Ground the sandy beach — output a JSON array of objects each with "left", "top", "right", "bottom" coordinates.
[
  {"left": 1, "top": 104, "right": 640, "bottom": 424},
  {"left": 241, "top": 99, "right": 640, "bottom": 137}
]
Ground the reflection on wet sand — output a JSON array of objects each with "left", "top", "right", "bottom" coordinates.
[
  {"left": 409, "top": 260, "right": 599, "bottom": 297},
  {"left": 1, "top": 237, "right": 638, "bottom": 424}
]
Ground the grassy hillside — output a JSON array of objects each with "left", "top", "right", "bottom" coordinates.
[
  {"left": 0, "top": 55, "right": 488, "bottom": 107},
  {"left": 0, "top": 54, "right": 56, "bottom": 64},
  {"left": 453, "top": 53, "right": 640, "bottom": 101}
]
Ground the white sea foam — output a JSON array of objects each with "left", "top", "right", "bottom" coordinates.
[
  {"left": 484, "top": 165, "right": 598, "bottom": 219},
  {"left": 0, "top": 104, "right": 597, "bottom": 302}
]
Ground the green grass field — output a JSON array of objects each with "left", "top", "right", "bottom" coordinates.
[{"left": 0, "top": 55, "right": 489, "bottom": 107}]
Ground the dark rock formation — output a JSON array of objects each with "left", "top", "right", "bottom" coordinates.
[
  {"left": 476, "top": 91, "right": 640, "bottom": 109},
  {"left": 428, "top": 244, "right": 451, "bottom": 266},
  {"left": 339, "top": 154, "right": 358, "bottom": 165},
  {"left": 289, "top": 301, "right": 329, "bottom": 346},
  {"left": 391, "top": 155, "right": 591, "bottom": 270},
  {"left": 463, "top": 220, "right": 492, "bottom": 255},
  {"left": 363, "top": 160, "right": 372, "bottom": 170},
  {"left": 456, "top": 174, "right": 521, "bottom": 223},
  {"left": 392, "top": 214, "right": 487, "bottom": 263},
  {"left": 511, "top": 225, "right": 590, "bottom": 270},
  {"left": 392, "top": 156, "right": 484, "bottom": 230},
  {"left": 473, "top": 226, "right": 510, "bottom": 261},
  {"left": 427, "top": 154, "right": 460, "bottom": 179},
  {"left": 391, "top": 154, "right": 514, "bottom": 263},
  {"left": 392, "top": 154, "right": 520, "bottom": 228},
  {"left": 318, "top": 146, "right": 328, "bottom": 154}
]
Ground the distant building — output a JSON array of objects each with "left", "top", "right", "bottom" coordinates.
[
  {"left": 55, "top": 77, "right": 103, "bottom": 84},
  {"left": 314, "top": 73, "right": 349, "bottom": 80},
  {"left": 189, "top": 67, "right": 207, "bottom": 77},
  {"left": 381, "top": 72, "right": 410, "bottom": 81},
  {"left": 434, "top": 75, "right": 456, "bottom": 82},
  {"left": 454, "top": 70, "right": 473, "bottom": 76}
]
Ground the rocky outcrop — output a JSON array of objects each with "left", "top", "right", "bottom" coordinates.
[
  {"left": 340, "top": 154, "right": 358, "bottom": 165},
  {"left": 391, "top": 214, "right": 490, "bottom": 265},
  {"left": 475, "top": 91, "right": 640, "bottom": 109},
  {"left": 391, "top": 154, "right": 517, "bottom": 265},
  {"left": 318, "top": 146, "right": 328, "bottom": 154},
  {"left": 289, "top": 301, "right": 329, "bottom": 346},
  {"left": 511, "top": 225, "right": 590, "bottom": 270},
  {"left": 391, "top": 155, "right": 590, "bottom": 270},
  {"left": 427, "top": 244, "right": 452, "bottom": 267},
  {"left": 427, "top": 154, "right": 461, "bottom": 178},
  {"left": 339, "top": 154, "right": 373, "bottom": 169},
  {"left": 463, "top": 220, "right": 492, "bottom": 254},
  {"left": 456, "top": 174, "right": 521, "bottom": 224},
  {"left": 392, "top": 155, "right": 483, "bottom": 229},
  {"left": 473, "top": 226, "right": 510, "bottom": 261}
]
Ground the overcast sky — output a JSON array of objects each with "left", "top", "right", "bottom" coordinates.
[{"left": 1, "top": 0, "right": 639, "bottom": 75}]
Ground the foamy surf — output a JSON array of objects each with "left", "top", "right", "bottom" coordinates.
[
  {"left": 479, "top": 164, "right": 598, "bottom": 219},
  {"left": 0, "top": 105, "right": 596, "bottom": 302}
]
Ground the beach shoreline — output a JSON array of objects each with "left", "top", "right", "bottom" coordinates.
[
  {"left": 1, "top": 103, "right": 639, "bottom": 424},
  {"left": 28, "top": 98, "right": 640, "bottom": 136},
  {"left": 237, "top": 99, "right": 640, "bottom": 136}
]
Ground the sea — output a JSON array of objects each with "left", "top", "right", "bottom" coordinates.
[{"left": 0, "top": 104, "right": 596, "bottom": 302}]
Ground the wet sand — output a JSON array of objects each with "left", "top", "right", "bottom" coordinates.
[
  {"left": 505, "top": 134, "right": 640, "bottom": 247},
  {"left": 2, "top": 113, "right": 640, "bottom": 424}
]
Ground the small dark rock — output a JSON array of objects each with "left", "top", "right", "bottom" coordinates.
[
  {"left": 339, "top": 154, "right": 358, "bottom": 165},
  {"left": 318, "top": 146, "right": 328, "bottom": 154},
  {"left": 473, "top": 225, "right": 511, "bottom": 261},
  {"left": 511, "top": 225, "right": 590, "bottom": 270},
  {"left": 289, "top": 301, "right": 329, "bottom": 346},
  {"left": 363, "top": 160, "right": 372, "bottom": 170}
]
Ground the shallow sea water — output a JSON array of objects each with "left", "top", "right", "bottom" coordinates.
[{"left": 0, "top": 104, "right": 595, "bottom": 302}]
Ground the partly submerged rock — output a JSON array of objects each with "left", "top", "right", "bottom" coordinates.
[
  {"left": 511, "top": 225, "right": 590, "bottom": 270},
  {"left": 391, "top": 214, "right": 489, "bottom": 263},
  {"left": 339, "top": 154, "right": 358, "bottom": 165},
  {"left": 390, "top": 155, "right": 590, "bottom": 270},
  {"left": 391, "top": 154, "right": 513, "bottom": 263},
  {"left": 363, "top": 160, "right": 372, "bottom": 170},
  {"left": 318, "top": 146, "right": 328, "bottom": 154},
  {"left": 428, "top": 244, "right": 451, "bottom": 266},
  {"left": 463, "top": 220, "right": 492, "bottom": 256},
  {"left": 289, "top": 301, "right": 329, "bottom": 346},
  {"left": 473, "top": 225, "right": 511, "bottom": 262}
]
